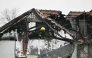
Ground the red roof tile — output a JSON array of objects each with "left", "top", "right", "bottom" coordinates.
[
  {"left": 68, "top": 11, "right": 83, "bottom": 16},
  {"left": 66, "top": 10, "right": 92, "bottom": 20},
  {"left": 38, "top": 9, "right": 61, "bottom": 17}
]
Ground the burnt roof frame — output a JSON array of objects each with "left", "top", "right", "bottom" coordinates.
[{"left": 0, "top": 8, "right": 76, "bottom": 43}]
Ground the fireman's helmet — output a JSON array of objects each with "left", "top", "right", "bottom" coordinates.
[{"left": 40, "top": 27, "right": 46, "bottom": 31}]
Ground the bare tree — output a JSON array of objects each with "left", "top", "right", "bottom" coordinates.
[{"left": 0, "top": 8, "right": 18, "bottom": 23}]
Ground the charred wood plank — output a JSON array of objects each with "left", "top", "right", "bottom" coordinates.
[
  {"left": 0, "top": 9, "right": 32, "bottom": 33},
  {"left": 31, "top": 9, "right": 75, "bottom": 43}
]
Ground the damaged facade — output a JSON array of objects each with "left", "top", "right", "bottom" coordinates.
[{"left": 0, "top": 8, "right": 92, "bottom": 58}]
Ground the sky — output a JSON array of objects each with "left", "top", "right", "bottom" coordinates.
[
  {"left": 0, "top": 0, "right": 92, "bottom": 16},
  {"left": 0, "top": 0, "right": 91, "bottom": 28}
]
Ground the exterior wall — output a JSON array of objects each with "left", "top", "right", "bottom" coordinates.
[
  {"left": 0, "top": 40, "right": 15, "bottom": 58},
  {"left": 77, "top": 44, "right": 92, "bottom": 58},
  {"left": 71, "top": 43, "right": 92, "bottom": 58}
]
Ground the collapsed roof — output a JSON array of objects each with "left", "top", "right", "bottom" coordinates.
[{"left": 0, "top": 8, "right": 74, "bottom": 42}]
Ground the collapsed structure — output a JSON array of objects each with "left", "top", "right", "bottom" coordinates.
[{"left": 0, "top": 8, "right": 92, "bottom": 58}]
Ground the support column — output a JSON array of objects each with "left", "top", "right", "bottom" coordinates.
[{"left": 21, "top": 20, "right": 29, "bottom": 55}]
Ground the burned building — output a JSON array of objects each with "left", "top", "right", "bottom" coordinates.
[
  {"left": 66, "top": 10, "right": 92, "bottom": 41},
  {"left": 0, "top": 8, "right": 73, "bottom": 56},
  {"left": 0, "top": 8, "right": 92, "bottom": 58},
  {"left": 66, "top": 10, "right": 92, "bottom": 58}
]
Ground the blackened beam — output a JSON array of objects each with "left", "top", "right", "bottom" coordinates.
[
  {"left": 53, "top": 36, "right": 75, "bottom": 43},
  {"left": 69, "top": 28, "right": 84, "bottom": 39},
  {"left": 28, "top": 27, "right": 40, "bottom": 32},
  {"left": 0, "top": 9, "right": 32, "bottom": 33},
  {"left": 1, "top": 18, "right": 24, "bottom": 33},
  {"left": 29, "top": 26, "right": 37, "bottom": 30},
  {"left": 46, "top": 18, "right": 74, "bottom": 37},
  {"left": 31, "top": 9, "right": 75, "bottom": 43}
]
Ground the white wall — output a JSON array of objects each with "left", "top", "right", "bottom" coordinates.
[{"left": 0, "top": 40, "right": 15, "bottom": 58}]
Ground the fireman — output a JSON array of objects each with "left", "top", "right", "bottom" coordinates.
[{"left": 38, "top": 27, "right": 46, "bottom": 39}]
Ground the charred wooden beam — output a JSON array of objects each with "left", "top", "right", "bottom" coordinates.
[
  {"left": 53, "top": 36, "right": 76, "bottom": 43},
  {"left": 31, "top": 9, "right": 75, "bottom": 42},
  {"left": 18, "top": 20, "right": 29, "bottom": 55},
  {"left": 0, "top": 9, "right": 32, "bottom": 33},
  {"left": 29, "top": 26, "right": 37, "bottom": 30}
]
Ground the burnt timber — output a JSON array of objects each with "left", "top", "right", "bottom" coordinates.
[
  {"left": 0, "top": 8, "right": 74, "bottom": 55},
  {"left": 0, "top": 8, "right": 92, "bottom": 58}
]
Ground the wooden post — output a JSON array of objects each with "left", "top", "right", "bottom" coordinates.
[{"left": 20, "top": 20, "right": 29, "bottom": 55}]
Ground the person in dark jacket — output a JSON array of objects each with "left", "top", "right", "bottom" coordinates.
[
  {"left": 29, "top": 27, "right": 46, "bottom": 39},
  {"left": 38, "top": 27, "right": 46, "bottom": 39}
]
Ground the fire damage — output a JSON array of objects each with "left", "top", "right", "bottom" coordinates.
[{"left": 0, "top": 8, "right": 92, "bottom": 58}]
